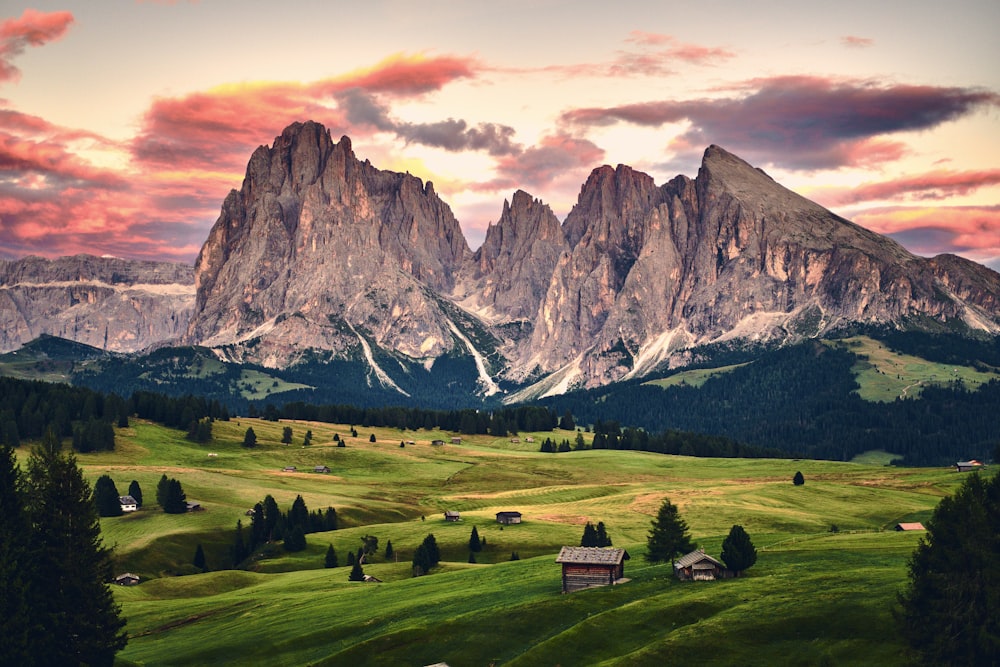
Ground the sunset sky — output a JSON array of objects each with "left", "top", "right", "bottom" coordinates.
[{"left": 2, "top": 1, "right": 999, "bottom": 269}]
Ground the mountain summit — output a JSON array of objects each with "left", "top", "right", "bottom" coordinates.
[{"left": 175, "top": 122, "right": 1000, "bottom": 397}]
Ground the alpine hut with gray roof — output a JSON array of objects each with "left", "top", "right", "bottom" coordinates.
[
  {"left": 555, "top": 546, "right": 630, "bottom": 593},
  {"left": 674, "top": 549, "right": 728, "bottom": 581}
]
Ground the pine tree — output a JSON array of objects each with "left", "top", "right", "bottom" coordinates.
[
  {"left": 161, "top": 478, "right": 187, "bottom": 514},
  {"left": 422, "top": 534, "right": 440, "bottom": 567},
  {"left": 324, "top": 544, "right": 338, "bottom": 568},
  {"left": 581, "top": 521, "right": 598, "bottom": 547},
  {"left": 793, "top": 471, "right": 805, "bottom": 486},
  {"left": 646, "top": 497, "right": 694, "bottom": 564},
  {"left": 369, "top": 433, "right": 376, "bottom": 443},
  {"left": 469, "top": 525, "right": 482, "bottom": 552},
  {"left": 156, "top": 473, "right": 169, "bottom": 507},
  {"left": 898, "top": 471, "right": 1000, "bottom": 665},
  {"left": 24, "top": 429, "right": 127, "bottom": 664},
  {"left": 304, "top": 430, "right": 312, "bottom": 446},
  {"left": 128, "top": 479, "right": 143, "bottom": 507},
  {"left": 596, "top": 521, "right": 612, "bottom": 547},
  {"left": 468, "top": 551, "right": 477, "bottom": 563},
  {"left": 0, "top": 444, "right": 35, "bottom": 666},
  {"left": 720, "top": 524, "right": 757, "bottom": 575},
  {"left": 288, "top": 494, "right": 309, "bottom": 530},
  {"left": 94, "top": 474, "right": 123, "bottom": 517},
  {"left": 510, "top": 551, "right": 520, "bottom": 561},
  {"left": 281, "top": 426, "right": 293, "bottom": 444},
  {"left": 242, "top": 427, "right": 257, "bottom": 448},
  {"left": 348, "top": 559, "right": 365, "bottom": 581},
  {"left": 192, "top": 543, "right": 206, "bottom": 570},
  {"left": 385, "top": 539, "right": 394, "bottom": 560}
]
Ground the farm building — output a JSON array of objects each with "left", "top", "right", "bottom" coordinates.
[
  {"left": 955, "top": 460, "right": 984, "bottom": 472},
  {"left": 114, "top": 573, "right": 140, "bottom": 586},
  {"left": 895, "top": 522, "right": 925, "bottom": 531},
  {"left": 444, "top": 511, "right": 461, "bottom": 522},
  {"left": 555, "top": 546, "right": 630, "bottom": 593},
  {"left": 282, "top": 466, "right": 297, "bottom": 472},
  {"left": 496, "top": 511, "right": 522, "bottom": 525},
  {"left": 431, "top": 439, "right": 445, "bottom": 446},
  {"left": 450, "top": 437, "right": 462, "bottom": 444},
  {"left": 118, "top": 495, "right": 138, "bottom": 513},
  {"left": 674, "top": 549, "right": 728, "bottom": 581},
  {"left": 314, "top": 465, "right": 330, "bottom": 473},
  {"left": 185, "top": 501, "right": 202, "bottom": 512}
]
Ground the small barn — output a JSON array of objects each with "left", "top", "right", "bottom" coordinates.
[
  {"left": 119, "top": 495, "right": 138, "bottom": 513},
  {"left": 895, "top": 522, "right": 925, "bottom": 531},
  {"left": 314, "top": 465, "right": 330, "bottom": 473},
  {"left": 444, "top": 510, "right": 461, "bottom": 522},
  {"left": 282, "top": 466, "right": 297, "bottom": 472},
  {"left": 114, "top": 573, "right": 140, "bottom": 586},
  {"left": 185, "top": 501, "right": 202, "bottom": 512},
  {"left": 496, "top": 511, "right": 522, "bottom": 525},
  {"left": 450, "top": 437, "right": 462, "bottom": 444},
  {"left": 955, "top": 460, "right": 983, "bottom": 472},
  {"left": 431, "top": 439, "right": 445, "bottom": 446},
  {"left": 674, "top": 549, "right": 727, "bottom": 581},
  {"left": 555, "top": 546, "right": 630, "bottom": 593}
]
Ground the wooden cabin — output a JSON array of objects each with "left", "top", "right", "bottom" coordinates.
[
  {"left": 555, "top": 546, "right": 629, "bottom": 593},
  {"left": 444, "top": 510, "right": 461, "bottom": 522},
  {"left": 118, "top": 495, "right": 138, "bottom": 513},
  {"left": 496, "top": 511, "right": 522, "bottom": 525},
  {"left": 955, "top": 460, "right": 983, "bottom": 472},
  {"left": 450, "top": 437, "right": 462, "bottom": 444},
  {"left": 114, "top": 573, "right": 140, "bottom": 586},
  {"left": 674, "top": 549, "right": 727, "bottom": 581}
]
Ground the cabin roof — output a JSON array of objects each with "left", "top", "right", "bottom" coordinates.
[
  {"left": 895, "top": 522, "right": 925, "bottom": 531},
  {"left": 674, "top": 549, "right": 723, "bottom": 569},
  {"left": 555, "top": 546, "right": 629, "bottom": 566}
]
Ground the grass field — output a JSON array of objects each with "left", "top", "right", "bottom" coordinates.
[
  {"left": 45, "top": 418, "right": 973, "bottom": 665},
  {"left": 832, "top": 336, "right": 1000, "bottom": 401}
]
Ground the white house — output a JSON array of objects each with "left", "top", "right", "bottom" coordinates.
[{"left": 119, "top": 495, "right": 138, "bottom": 513}]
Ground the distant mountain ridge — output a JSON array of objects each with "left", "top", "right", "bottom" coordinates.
[
  {"left": 0, "top": 254, "right": 194, "bottom": 354},
  {"left": 4, "top": 120, "right": 999, "bottom": 401}
]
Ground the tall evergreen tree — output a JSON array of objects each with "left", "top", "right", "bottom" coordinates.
[
  {"left": 24, "top": 430, "right": 127, "bottom": 665},
  {"left": 581, "top": 521, "right": 599, "bottom": 547},
  {"left": 128, "top": 479, "right": 143, "bottom": 507},
  {"left": 646, "top": 497, "right": 694, "bottom": 564},
  {"left": 348, "top": 559, "right": 365, "bottom": 581},
  {"left": 897, "top": 471, "right": 1000, "bottom": 665},
  {"left": 720, "top": 524, "right": 757, "bottom": 576},
  {"left": 385, "top": 539, "right": 394, "bottom": 561},
  {"left": 242, "top": 427, "right": 257, "bottom": 448},
  {"left": 156, "top": 473, "right": 169, "bottom": 506},
  {"left": 469, "top": 525, "right": 482, "bottom": 552},
  {"left": 281, "top": 426, "right": 293, "bottom": 444},
  {"left": 284, "top": 525, "right": 307, "bottom": 552},
  {"left": 0, "top": 444, "right": 35, "bottom": 666},
  {"left": 793, "top": 471, "right": 805, "bottom": 486},
  {"left": 288, "top": 494, "right": 309, "bottom": 530},
  {"left": 192, "top": 543, "right": 206, "bottom": 570},
  {"left": 94, "top": 474, "right": 124, "bottom": 517},
  {"left": 161, "top": 478, "right": 187, "bottom": 514},
  {"left": 324, "top": 544, "right": 338, "bottom": 568},
  {"left": 596, "top": 521, "right": 612, "bottom": 547},
  {"left": 231, "top": 520, "right": 247, "bottom": 566}
]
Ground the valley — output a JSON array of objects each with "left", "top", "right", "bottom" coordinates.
[{"left": 65, "top": 418, "right": 966, "bottom": 665}]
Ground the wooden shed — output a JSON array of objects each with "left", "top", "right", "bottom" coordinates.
[
  {"left": 555, "top": 546, "right": 630, "bottom": 593},
  {"left": 496, "top": 511, "right": 522, "bottom": 525},
  {"left": 114, "top": 573, "right": 140, "bottom": 586},
  {"left": 674, "top": 549, "right": 727, "bottom": 581},
  {"left": 118, "top": 495, "right": 138, "bottom": 513},
  {"left": 444, "top": 510, "right": 461, "bottom": 522},
  {"left": 955, "top": 460, "right": 983, "bottom": 472},
  {"left": 895, "top": 522, "right": 925, "bottom": 531}
]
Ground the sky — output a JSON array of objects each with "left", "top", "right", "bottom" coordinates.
[{"left": 1, "top": 1, "right": 999, "bottom": 270}]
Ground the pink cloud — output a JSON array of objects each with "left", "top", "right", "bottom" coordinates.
[
  {"left": 562, "top": 75, "right": 1000, "bottom": 170},
  {"left": 0, "top": 9, "right": 74, "bottom": 83},
  {"left": 852, "top": 206, "right": 1000, "bottom": 262},
  {"left": 815, "top": 169, "right": 1000, "bottom": 207},
  {"left": 841, "top": 36, "right": 874, "bottom": 48}
]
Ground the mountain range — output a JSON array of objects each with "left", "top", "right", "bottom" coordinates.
[{"left": 3, "top": 120, "right": 999, "bottom": 403}]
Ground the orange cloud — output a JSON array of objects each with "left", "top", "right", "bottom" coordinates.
[
  {"left": 841, "top": 36, "right": 874, "bottom": 48},
  {"left": 0, "top": 9, "right": 75, "bottom": 83}
]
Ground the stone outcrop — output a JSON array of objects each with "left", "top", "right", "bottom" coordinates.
[{"left": 0, "top": 254, "right": 194, "bottom": 353}]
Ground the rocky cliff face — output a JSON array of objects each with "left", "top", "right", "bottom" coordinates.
[
  {"left": 187, "top": 121, "right": 475, "bottom": 371},
  {"left": 0, "top": 254, "right": 194, "bottom": 353},
  {"left": 521, "top": 145, "right": 1000, "bottom": 390}
]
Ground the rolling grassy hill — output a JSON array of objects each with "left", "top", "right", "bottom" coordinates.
[{"left": 47, "top": 419, "right": 972, "bottom": 665}]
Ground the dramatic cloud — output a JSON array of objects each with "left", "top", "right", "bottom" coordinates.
[
  {"left": 814, "top": 169, "right": 1000, "bottom": 207},
  {"left": 851, "top": 205, "right": 1000, "bottom": 263},
  {"left": 0, "top": 9, "right": 74, "bottom": 83},
  {"left": 562, "top": 76, "right": 1000, "bottom": 170}
]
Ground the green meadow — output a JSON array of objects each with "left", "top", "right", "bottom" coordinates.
[{"left": 63, "top": 418, "right": 969, "bottom": 665}]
